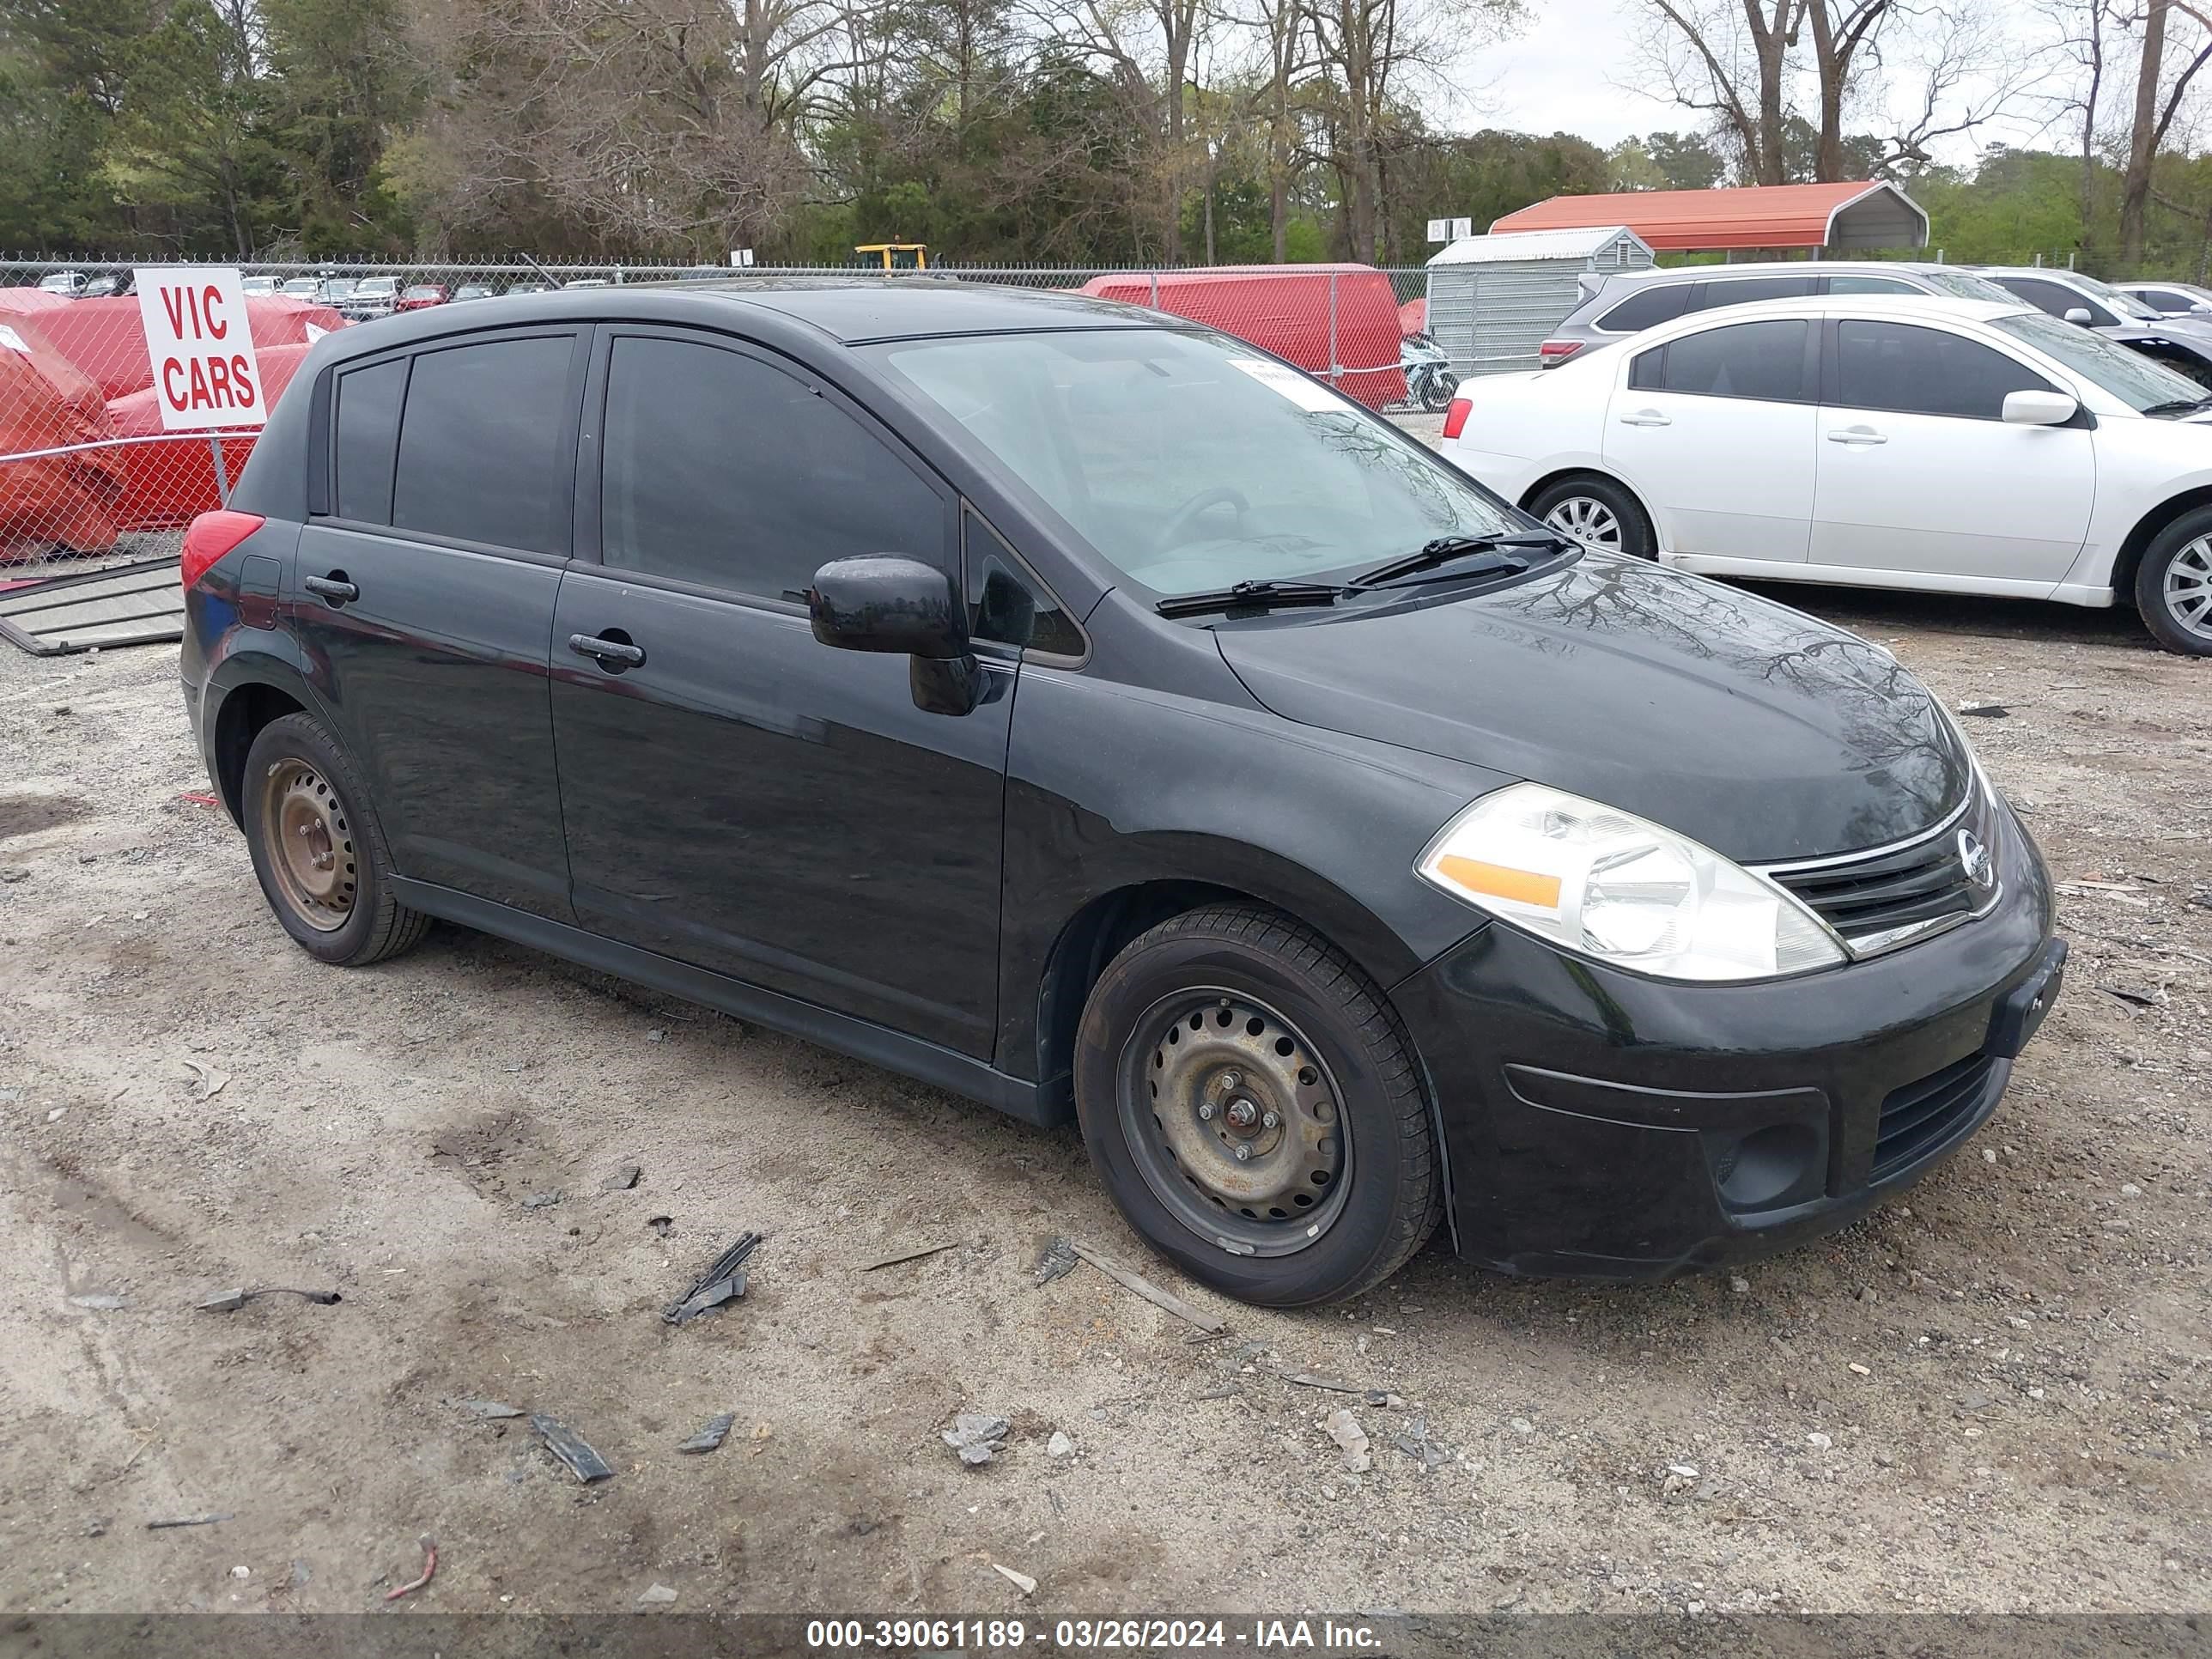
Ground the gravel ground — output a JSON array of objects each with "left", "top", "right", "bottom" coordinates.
[{"left": 1, "top": 538, "right": 2208, "bottom": 1618}]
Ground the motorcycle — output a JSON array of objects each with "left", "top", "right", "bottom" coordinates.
[{"left": 1400, "top": 331, "right": 1460, "bottom": 413}]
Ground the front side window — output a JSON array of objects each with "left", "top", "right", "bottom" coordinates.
[
  {"left": 1833, "top": 319, "right": 2059, "bottom": 419},
  {"left": 600, "top": 335, "right": 943, "bottom": 605},
  {"left": 1998, "top": 276, "right": 2112, "bottom": 326},
  {"left": 872, "top": 328, "right": 1525, "bottom": 599},
  {"left": 392, "top": 333, "right": 576, "bottom": 553},
  {"left": 1654, "top": 319, "right": 1809, "bottom": 402},
  {"left": 1990, "top": 310, "right": 2209, "bottom": 411}
]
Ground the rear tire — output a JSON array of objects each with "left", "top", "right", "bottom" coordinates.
[
  {"left": 2135, "top": 508, "right": 2212, "bottom": 655},
  {"left": 1419, "top": 371, "right": 1459, "bottom": 413},
  {"left": 1072, "top": 904, "right": 1442, "bottom": 1308},
  {"left": 241, "top": 713, "right": 430, "bottom": 966},
  {"left": 1528, "top": 473, "right": 1655, "bottom": 559}
]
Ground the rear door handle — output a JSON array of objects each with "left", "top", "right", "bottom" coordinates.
[
  {"left": 303, "top": 574, "right": 357, "bottom": 604},
  {"left": 1826, "top": 426, "right": 1887, "bottom": 445},
  {"left": 568, "top": 632, "right": 646, "bottom": 668},
  {"left": 1617, "top": 409, "right": 1671, "bottom": 427}
]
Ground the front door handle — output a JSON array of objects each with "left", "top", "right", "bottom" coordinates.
[
  {"left": 568, "top": 631, "right": 646, "bottom": 669},
  {"left": 1826, "top": 426, "right": 1888, "bottom": 445},
  {"left": 1618, "top": 409, "right": 1671, "bottom": 427},
  {"left": 303, "top": 574, "right": 357, "bottom": 605}
]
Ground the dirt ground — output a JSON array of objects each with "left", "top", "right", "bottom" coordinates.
[{"left": 2, "top": 531, "right": 2209, "bottom": 1619}]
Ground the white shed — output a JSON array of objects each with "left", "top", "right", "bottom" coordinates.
[{"left": 1425, "top": 226, "right": 1654, "bottom": 375}]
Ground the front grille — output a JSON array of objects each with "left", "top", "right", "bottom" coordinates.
[
  {"left": 1873, "top": 1053, "right": 1997, "bottom": 1178},
  {"left": 1761, "top": 787, "right": 1996, "bottom": 957}
]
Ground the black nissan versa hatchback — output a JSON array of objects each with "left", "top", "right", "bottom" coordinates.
[{"left": 180, "top": 277, "right": 2065, "bottom": 1307}]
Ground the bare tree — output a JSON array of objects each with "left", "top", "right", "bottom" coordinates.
[
  {"left": 1803, "top": 0, "right": 1891, "bottom": 178},
  {"left": 2120, "top": 0, "right": 2212, "bottom": 260},
  {"left": 1633, "top": 0, "right": 1802, "bottom": 185}
]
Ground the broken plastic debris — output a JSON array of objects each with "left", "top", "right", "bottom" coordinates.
[
  {"left": 532, "top": 1413, "right": 614, "bottom": 1483},
  {"left": 677, "top": 1413, "right": 735, "bottom": 1454},
  {"left": 662, "top": 1232, "right": 761, "bottom": 1325},
  {"left": 197, "top": 1286, "right": 341, "bottom": 1313},
  {"left": 942, "top": 1412, "right": 1009, "bottom": 1467}
]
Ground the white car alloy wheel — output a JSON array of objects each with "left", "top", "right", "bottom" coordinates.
[
  {"left": 2166, "top": 536, "right": 2212, "bottom": 641},
  {"left": 1545, "top": 495, "right": 1621, "bottom": 550}
]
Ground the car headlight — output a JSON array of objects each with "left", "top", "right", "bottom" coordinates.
[{"left": 1416, "top": 782, "right": 1846, "bottom": 981}]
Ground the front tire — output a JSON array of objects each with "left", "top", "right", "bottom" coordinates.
[
  {"left": 241, "top": 713, "right": 430, "bottom": 966},
  {"left": 2135, "top": 509, "right": 2212, "bottom": 654},
  {"left": 1419, "top": 371, "right": 1459, "bottom": 413},
  {"left": 1528, "top": 473, "right": 1656, "bottom": 559},
  {"left": 1073, "top": 904, "right": 1442, "bottom": 1308}
]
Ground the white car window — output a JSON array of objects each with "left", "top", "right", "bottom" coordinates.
[
  {"left": 1990, "top": 312, "right": 2209, "bottom": 411},
  {"left": 1832, "top": 320, "right": 2058, "bottom": 420}
]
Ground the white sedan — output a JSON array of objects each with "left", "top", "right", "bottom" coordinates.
[{"left": 1440, "top": 294, "right": 2212, "bottom": 653}]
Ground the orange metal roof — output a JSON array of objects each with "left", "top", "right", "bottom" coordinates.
[{"left": 1491, "top": 182, "right": 1925, "bottom": 251}]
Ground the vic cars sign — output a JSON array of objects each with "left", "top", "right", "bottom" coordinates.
[{"left": 133, "top": 267, "right": 268, "bottom": 431}]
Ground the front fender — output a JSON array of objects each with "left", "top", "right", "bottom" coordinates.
[{"left": 994, "top": 665, "right": 1499, "bottom": 1081}]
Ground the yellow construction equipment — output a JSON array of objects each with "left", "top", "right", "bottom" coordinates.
[{"left": 854, "top": 243, "right": 929, "bottom": 270}]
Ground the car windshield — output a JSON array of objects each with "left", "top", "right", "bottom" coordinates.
[
  {"left": 2063, "top": 272, "right": 2161, "bottom": 320},
  {"left": 322, "top": 280, "right": 356, "bottom": 299},
  {"left": 872, "top": 328, "right": 1528, "bottom": 599},
  {"left": 280, "top": 279, "right": 317, "bottom": 295},
  {"left": 1918, "top": 269, "right": 2019, "bottom": 302},
  {"left": 1992, "top": 310, "right": 2209, "bottom": 410},
  {"left": 359, "top": 278, "right": 397, "bottom": 295},
  {"left": 403, "top": 286, "right": 441, "bottom": 299}
]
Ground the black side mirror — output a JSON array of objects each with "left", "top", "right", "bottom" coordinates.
[
  {"left": 807, "top": 555, "right": 983, "bottom": 715},
  {"left": 807, "top": 556, "right": 969, "bottom": 659}
]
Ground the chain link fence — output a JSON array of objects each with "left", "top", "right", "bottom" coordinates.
[{"left": 0, "top": 257, "right": 1443, "bottom": 586}]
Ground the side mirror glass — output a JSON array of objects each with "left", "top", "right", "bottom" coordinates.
[
  {"left": 2063, "top": 307, "right": 2094, "bottom": 325},
  {"left": 2002, "top": 389, "right": 2079, "bottom": 426},
  {"left": 807, "top": 556, "right": 969, "bottom": 660}
]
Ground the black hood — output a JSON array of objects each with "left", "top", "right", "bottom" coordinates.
[{"left": 1214, "top": 554, "right": 1971, "bottom": 864}]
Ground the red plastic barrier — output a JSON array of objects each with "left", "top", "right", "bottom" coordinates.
[
  {"left": 32, "top": 295, "right": 343, "bottom": 401},
  {"left": 0, "top": 316, "right": 125, "bottom": 559},
  {"left": 105, "top": 342, "right": 313, "bottom": 530}
]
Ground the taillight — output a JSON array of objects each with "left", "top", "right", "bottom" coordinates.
[
  {"left": 179, "top": 509, "right": 265, "bottom": 588},
  {"left": 1441, "top": 397, "right": 1471, "bottom": 441},
  {"left": 1538, "top": 340, "right": 1583, "bottom": 367}
]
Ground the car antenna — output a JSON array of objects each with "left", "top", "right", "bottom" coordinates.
[{"left": 515, "top": 252, "right": 559, "bottom": 285}]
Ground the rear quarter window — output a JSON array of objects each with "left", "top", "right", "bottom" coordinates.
[
  {"left": 1597, "top": 283, "right": 1692, "bottom": 332},
  {"left": 332, "top": 357, "right": 406, "bottom": 525}
]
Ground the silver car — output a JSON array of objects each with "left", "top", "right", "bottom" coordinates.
[
  {"left": 2114, "top": 279, "right": 2212, "bottom": 319},
  {"left": 1539, "top": 260, "right": 2017, "bottom": 368}
]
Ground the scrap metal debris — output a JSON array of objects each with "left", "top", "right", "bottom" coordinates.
[
  {"left": 862, "top": 1240, "right": 957, "bottom": 1272},
  {"left": 146, "top": 1514, "right": 233, "bottom": 1529},
  {"left": 1281, "top": 1371, "right": 1389, "bottom": 1406},
  {"left": 196, "top": 1286, "right": 341, "bottom": 1313},
  {"left": 531, "top": 1413, "right": 614, "bottom": 1483},
  {"left": 455, "top": 1399, "right": 525, "bottom": 1420},
  {"left": 662, "top": 1232, "right": 761, "bottom": 1325},
  {"left": 180, "top": 1058, "right": 230, "bottom": 1100},
  {"left": 1031, "top": 1237, "right": 1079, "bottom": 1286},
  {"left": 1065, "top": 1241, "right": 1224, "bottom": 1334},
  {"left": 384, "top": 1534, "right": 437, "bottom": 1601},
  {"left": 942, "top": 1412, "right": 1010, "bottom": 1467},
  {"left": 676, "top": 1413, "right": 735, "bottom": 1454}
]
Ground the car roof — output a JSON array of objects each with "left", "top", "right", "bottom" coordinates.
[
  {"left": 1973, "top": 265, "right": 2095, "bottom": 283},
  {"left": 1602, "top": 259, "right": 1966, "bottom": 285},
  {"left": 320, "top": 275, "right": 1169, "bottom": 354},
  {"left": 1630, "top": 293, "right": 2033, "bottom": 332}
]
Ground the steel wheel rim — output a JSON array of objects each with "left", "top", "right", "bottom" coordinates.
[
  {"left": 2166, "top": 537, "right": 2212, "bottom": 639},
  {"left": 259, "top": 758, "right": 356, "bottom": 933},
  {"left": 1115, "top": 988, "right": 1352, "bottom": 1258},
  {"left": 1545, "top": 495, "right": 1621, "bottom": 549}
]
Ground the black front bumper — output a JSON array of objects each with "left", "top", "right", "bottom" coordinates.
[{"left": 1392, "top": 800, "right": 2060, "bottom": 1279}]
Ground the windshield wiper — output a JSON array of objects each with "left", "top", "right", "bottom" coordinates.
[
  {"left": 1153, "top": 579, "right": 1354, "bottom": 618},
  {"left": 1349, "top": 532, "right": 1568, "bottom": 590},
  {"left": 2141, "top": 395, "right": 2212, "bottom": 416}
]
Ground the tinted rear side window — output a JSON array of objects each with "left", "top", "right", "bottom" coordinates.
[
  {"left": 1598, "top": 283, "right": 1691, "bottom": 332},
  {"left": 600, "top": 335, "right": 943, "bottom": 605},
  {"left": 1832, "top": 320, "right": 2057, "bottom": 419},
  {"left": 1692, "top": 275, "right": 1817, "bottom": 311},
  {"left": 1825, "top": 275, "right": 1918, "bottom": 295},
  {"left": 392, "top": 334, "right": 576, "bottom": 554},
  {"left": 1659, "top": 319, "right": 1808, "bottom": 401},
  {"left": 333, "top": 357, "right": 405, "bottom": 524}
]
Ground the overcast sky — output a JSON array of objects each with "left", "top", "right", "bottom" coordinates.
[{"left": 1456, "top": 0, "right": 2058, "bottom": 164}]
